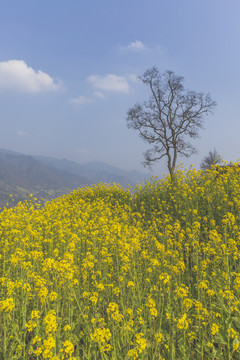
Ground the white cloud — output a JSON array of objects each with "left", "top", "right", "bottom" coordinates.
[
  {"left": 88, "top": 74, "right": 130, "bottom": 93},
  {"left": 126, "top": 40, "right": 147, "bottom": 51},
  {"left": 71, "top": 74, "right": 131, "bottom": 106},
  {"left": 93, "top": 91, "right": 106, "bottom": 99},
  {"left": 120, "top": 40, "right": 148, "bottom": 52},
  {"left": 118, "top": 41, "right": 166, "bottom": 55},
  {"left": 70, "top": 95, "right": 93, "bottom": 104},
  {"left": 0, "top": 60, "right": 61, "bottom": 93},
  {"left": 70, "top": 91, "right": 106, "bottom": 106}
]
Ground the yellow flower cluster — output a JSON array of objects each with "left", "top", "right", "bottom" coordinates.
[
  {"left": 90, "top": 327, "right": 112, "bottom": 353},
  {"left": 1, "top": 165, "right": 240, "bottom": 358}
]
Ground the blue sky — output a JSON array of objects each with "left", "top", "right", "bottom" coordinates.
[{"left": 0, "top": 0, "right": 240, "bottom": 176}]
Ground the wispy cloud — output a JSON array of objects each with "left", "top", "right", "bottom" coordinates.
[
  {"left": 118, "top": 41, "right": 165, "bottom": 55},
  {"left": 74, "top": 148, "right": 89, "bottom": 155},
  {"left": 70, "top": 95, "right": 93, "bottom": 105},
  {"left": 119, "top": 40, "right": 148, "bottom": 52},
  {"left": 93, "top": 91, "right": 106, "bottom": 99},
  {"left": 0, "top": 60, "right": 62, "bottom": 93},
  {"left": 88, "top": 74, "right": 130, "bottom": 93},
  {"left": 70, "top": 91, "right": 107, "bottom": 105},
  {"left": 17, "top": 130, "right": 30, "bottom": 137},
  {"left": 71, "top": 74, "right": 131, "bottom": 106}
]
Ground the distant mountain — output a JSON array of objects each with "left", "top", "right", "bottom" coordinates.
[
  {"left": 0, "top": 150, "right": 89, "bottom": 208},
  {"left": 0, "top": 152, "right": 89, "bottom": 188},
  {"left": 0, "top": 149, "right": 151, "bottom": 208},
  {"left": 35, "top": 156, "right": 150, "bottom": 188}
]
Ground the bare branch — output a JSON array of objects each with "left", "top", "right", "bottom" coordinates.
[{"left": 126, "top": 67, "right": 217, "bottom": 178}]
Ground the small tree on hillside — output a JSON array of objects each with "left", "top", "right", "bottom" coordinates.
[
  {"left": 200, "top": 148, "right": 222, "bottom": 170},
  {"left": 126, "top": 67, "right": 217, "bottom": 179}
]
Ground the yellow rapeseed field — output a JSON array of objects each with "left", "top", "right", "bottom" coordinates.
[{"left": 1, "top": 163, "right": 240, "bottom": 359}]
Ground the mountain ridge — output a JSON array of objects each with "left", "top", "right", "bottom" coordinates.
[
  {"left": 35, "top": 155, "right": 150, "bottom": 187},
  {"left": 0, "top": 149, "right": 151, "bottom": 208}
]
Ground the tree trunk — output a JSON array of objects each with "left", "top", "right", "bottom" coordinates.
[{"left": 167, "top": 150, "right": 177, "bottom": 181}]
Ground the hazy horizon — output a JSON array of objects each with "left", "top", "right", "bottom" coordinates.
[{"left": 0, "top": 147, "right": 152, "bottom": 175}]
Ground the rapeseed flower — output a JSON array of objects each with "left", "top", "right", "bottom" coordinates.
[{"left": 2, "top": 168, "right": 240, "bottom": 358}]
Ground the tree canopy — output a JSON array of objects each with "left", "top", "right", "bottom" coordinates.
[{"left": 200, "top": 148, "right": 222, "bottom": 170}]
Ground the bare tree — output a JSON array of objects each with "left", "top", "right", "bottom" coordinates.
[
  {"left": 200, "top": 148, "right": 222, "bottom": 170},
  {"left": 126, "top": 67, "right": 217, "bottom": 179}
]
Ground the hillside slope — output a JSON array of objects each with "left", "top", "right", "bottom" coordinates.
[
  {"left": 0, "top": 152, "right": 89, "bottom": 207},
  {"left": 0, "top": 149, "right": 151, "bottom": 208}
]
